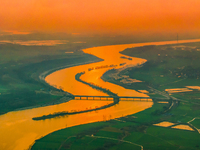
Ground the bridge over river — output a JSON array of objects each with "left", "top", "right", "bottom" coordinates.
[{"left": 66, "top": 95, "right": 169, "bottom": 102}]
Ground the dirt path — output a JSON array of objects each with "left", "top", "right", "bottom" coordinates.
[
  {"left": 86, "top": 135, "right": 143, "bottom": 150},
  {"left": 188, "top": 117, "right": 200, "bottom": 134}
]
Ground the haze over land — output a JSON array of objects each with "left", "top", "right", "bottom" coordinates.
[{"left": 0, "top": 0, "right": 200, "bottom": 41}]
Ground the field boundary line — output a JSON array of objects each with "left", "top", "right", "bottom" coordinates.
[{"left": 86, "top": 135, "right": 143, "bottom": 150}]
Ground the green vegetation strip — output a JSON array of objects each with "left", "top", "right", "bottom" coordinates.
[
  {"left": 75, "top": 72, "right": 118, "bottom": 97},
  {"left": 32, "top": 100, "right": 118, "bottom": 121}
]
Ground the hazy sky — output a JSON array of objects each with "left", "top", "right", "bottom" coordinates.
[{"left": 0, "top": 0, "right": 200, "bottom": 35}]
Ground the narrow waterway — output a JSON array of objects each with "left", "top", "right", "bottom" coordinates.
[{"left": 0, "top": 39, "right": 200, "bottom": 150}]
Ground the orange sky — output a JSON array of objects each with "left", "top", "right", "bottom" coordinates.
[{"left": 0, "top": 0, "right": 200, "bottom": 35}]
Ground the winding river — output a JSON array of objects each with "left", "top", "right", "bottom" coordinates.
[{"left": 1, "top": 39, "right": 200, "bottom": 150}]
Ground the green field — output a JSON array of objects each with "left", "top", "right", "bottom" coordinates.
[
  {"left": 191, "top": 119, "right": 200, "bottom": 129},
  {"left": 0, "top": 43, "right": 103, "bottom": 114},
  {"left": 31, "top": 101, "right": 200, "bottom": 150},
  {"left": 120, "top": 43, "right": 200, "bottom": 91}
]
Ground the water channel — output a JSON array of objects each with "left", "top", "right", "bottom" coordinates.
[{"left": 1, "top": 39, "right": 200, "bottom": 150}]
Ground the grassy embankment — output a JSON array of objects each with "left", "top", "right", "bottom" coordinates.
[
  {"left": 31, "top": 42, "right": 200, "bottom": 150},
  {"left": 0, "top": 43, "right": 102, "bottom": 115}
]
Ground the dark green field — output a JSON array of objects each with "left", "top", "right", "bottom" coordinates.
[
  {"left": 0, "top": 43, "right": 103, "bottom": 114},
  {"left": 120, "top": 43, "right": 200, "bottom": 91}
]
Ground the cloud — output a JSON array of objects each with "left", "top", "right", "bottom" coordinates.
[{"left": 0, "top": 40, "right": 68, "bottom": 46}]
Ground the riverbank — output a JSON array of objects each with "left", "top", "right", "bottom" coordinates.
[
  {"left": 32, "top": 100, "right": 194, "bottom": 150},
  {"left": 39, "top": 58, "right": 103, "bottom": 82},
  {"left": 102, "top": 43, "right": 200, "bottom": 102},
  {"left": 119, "top": 43, "right": 200, "bottom": 104},
  {"left": 0, "top": 51, "right": 103, "bottom": 115}
]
